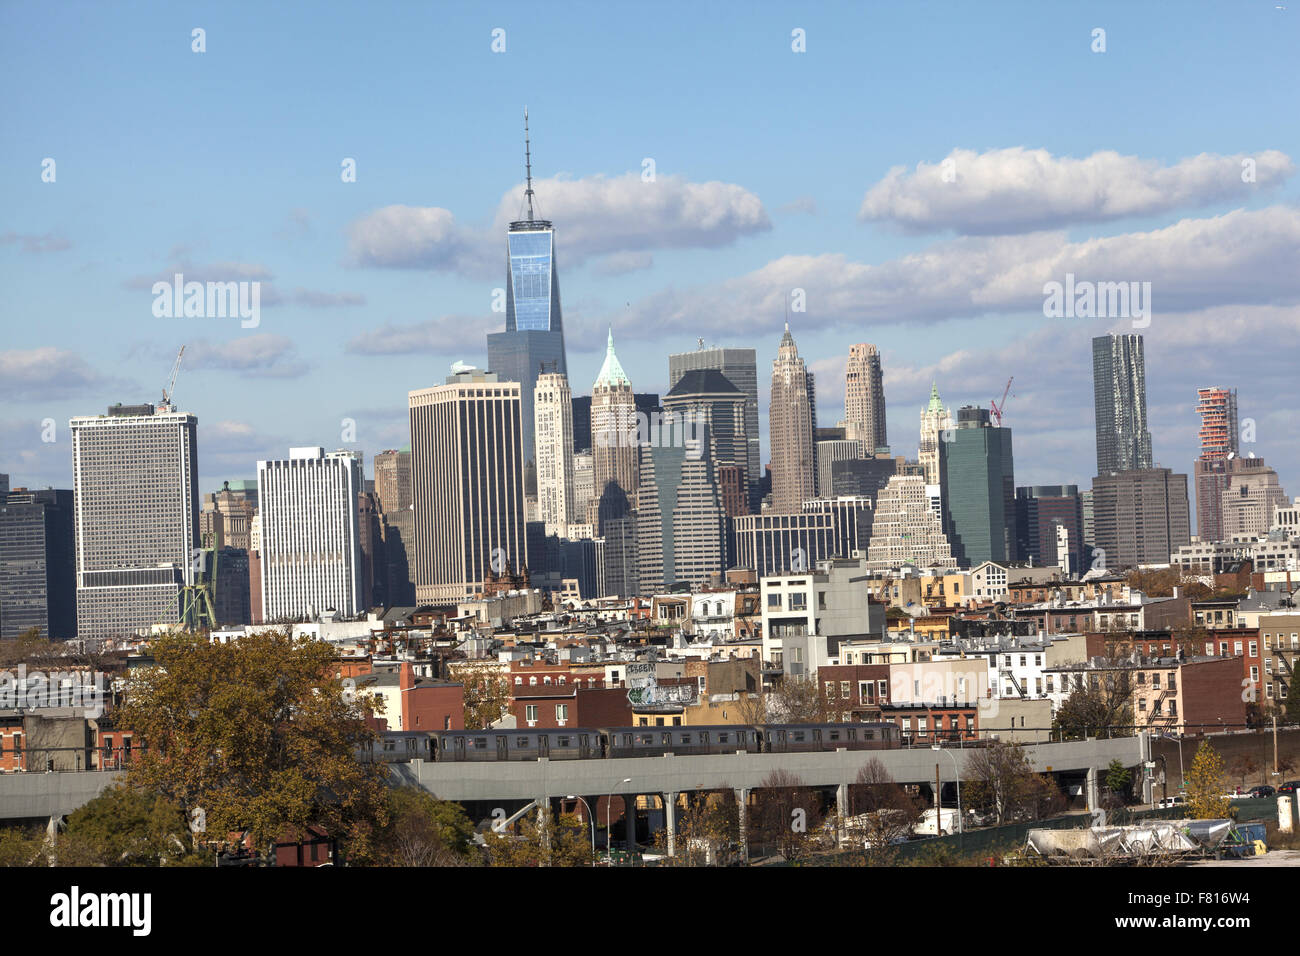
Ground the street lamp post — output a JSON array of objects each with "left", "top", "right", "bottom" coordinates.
[
  {"left": 606, "top": 777, "right": 631, "bottom": 866},
  {"left": 932, "top": 744, "right": 962, "bottom": 838},
  {"left": 565, "top": 795, "right": 596, "bottom": 866}
]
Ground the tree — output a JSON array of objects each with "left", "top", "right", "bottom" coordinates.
[
  {"left": 652, "top": 790, "right": 740, "bottom": 866},
  {"left": 764, "top": 676, "right": 830, "bottom": 724},
  {"left": 116, "top": 629, "right": 390, "bottom": 859},
  {"left": 751, "top": 769, "right": 823, "bottom": 862},
  {"left": 458, "top": 669, "right": 511, "bottom": 730},
  {"left": 1284, "top": 681, "right": 1300, "bottom": 727},
  {"left": 846, "top": 759, "right": 924, "bottom": 865},
  {"left": 1053, "top": 669, "right": 1133, "bottom": 740},
  {"left": 483, "top": 809, "right": 593, "bottom": 867},
  {"left": 1185, "top": 741, "right": 1230, "bottom": 819},
  {"left": 1228, "top": 753, "right": 1259, "bottom": 791},
  {"left": 54, "top": 784, "right": 209, "bottom": 867},
  {"left": 965, "top": 741, "right": 1039, "bottom": 825},
  {"left": 1104, "top": 759, "right": 1133, "bottom": 804},
  {"left": 366, "top": 788, "right": 475, "bottom": 866},
  {"left": 0, "top": 826, "right": 47, "bottom": 867}
]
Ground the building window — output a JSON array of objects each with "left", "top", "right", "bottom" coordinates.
[
  {"left": 768, "top": 593, "right": 782, "bottom": 609},
  {"left": 1249, "top": 642, "right": 1258, "bottom": 657},
  {"left": 556, "top": 704, "right": 569, "bottom": 723},
  {"left": 525, "top": 704, "right": 538, "bottom": 724},
  {"left": 840, "top": 681, "right": 850, "bottom": 698}
]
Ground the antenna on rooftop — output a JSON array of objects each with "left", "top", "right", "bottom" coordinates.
[{"left": 524, "top": 107, "right": 535, "bottom": 222}]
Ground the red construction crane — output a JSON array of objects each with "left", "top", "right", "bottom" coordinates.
[{"left": 990, "top": 376, "right": 1014, "bottom": 426}]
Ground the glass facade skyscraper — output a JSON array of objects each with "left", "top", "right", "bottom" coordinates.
[
  {"left": 1092, "top": 333, "right": 1153, "bottom": 476},
  {"left": 486, "top": 225, "right": 569, "bottom": 496},
  {"left": 939, "top": 406, "right": 1016, "bottom": 567}
]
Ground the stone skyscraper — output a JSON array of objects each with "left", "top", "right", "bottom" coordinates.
[
  {"left": 1092, "top": 333, "right": 1153, "bottom": 475},
  {"left": 865, "top": 475, "right": 956, "bottom": 571},
  {"left": 70, "top": 403, "right": 199, "bottom": 641},
  {"left": 591, "top": 329, "right": 639, "bottom": 510},
  {"left": 844, "top": 343, "right": 887, "bottom": 453},
  {"left": 1092, "top": 468, "right": 1191, "bottom": 569},
  {"left": 534, "top": 371, "right": 576, "bottom": 536},
  {"left": 485, "top": 111, "right": 568, "bottom": 495},
  {"left": 918, "top": 383, "right": 953, "bottom": 486},
  {"left": 257, "top": 447, "right": 364, "bottom": 621},
  {"left": 410, "top": 367, "right": 528, "bottom": 603},
  {"left": 768, "top": 325, "right": 816, "bottom": 513}
]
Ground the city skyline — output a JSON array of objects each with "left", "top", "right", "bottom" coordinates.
[{"left": 3, "top": 3, "right": 1299, "bottom": 529}]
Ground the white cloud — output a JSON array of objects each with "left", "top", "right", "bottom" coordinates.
[
  {"left": 345, "top": 172, "right": 770, "bottom": 274},
  {"left": 178, "top": 336, "right": 309, "bottom": 379},
  {"left": 346, "top": 314, "right": 497, "bottom": 357},
  {"left": 859, "top": 147, "right": 1294, "bottom": 234},
  {"left": 596, "top": 205, "right": 1300, "bottom": 344},
  {"left": 0, "top": 348, "right": 110, "bottom": 400}
]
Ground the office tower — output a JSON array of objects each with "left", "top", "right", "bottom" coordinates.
[
  {"left": 769, "top": 325, "right": 816, "bottom": 512},
  {"left": 358, "top": 490, "right": 382, "bottom": 609},
  {"left": 410, "top": 367, "right": 528, "bottom": 603},
  {"left": 485, "top": 112, "right": 568, "bottom": 496},
  {"left": 1219, "top": 458, "right": 1289, "bottom": 538},
  {"left": 373, "top": 448, "right": 415, "bottom": 606},
  {"left": 0, "top": 488, "right": 75, "bottom": 640},
  {"left": 669, "top": 344, "right": 761, "bottom": 509},
  {"left": 570, "top": 395, "right": 592, "bottom": 453},
  {"left": 0, "top": 475, "right": 7, "bottom": 496},
  {"left": 591, "top": 329, "right": 639, "bottom": 516},
  {"left": 248, "top": 513, "right": 263, "bottom": 623},
  {"left": 663, "top": 369, "right": 749, "bottom": 488},
  {"left": 803, "top": 495, "right": 874, "bottom": 558},
  {"left": 918, "top": 382, "right": 954, "bottom": 485},
  {"left": 636, "top": 417, "right": 727, "bottom": 593},
  {"left": 534, "top": 372, "right": 576, "bottom": 535},
  {"left": 816, "top": 439, "right": 867, "bottom": 498},
  {"left": 865, "top": 475, "right": 957, "bottom": 571},
  {"left": 830, "top": 454, "right": 900, "bottom": 501},
  {"left": 845, "top": 344, "right": 888, "bottom": 452},
  {"left": 1091, "top": 468, "right": 1191, "bottom": 569},
  {"left": 734, "top": 512, "right": 835, "bottom": 577},
  {"left": 257, "top": 447, "right": 364, "bottom": 620},
  {"left": 1093, "top": 333, "right": 1153, "bottom": 475},
  {"left": 200, "top": 480, "right": 258, "bottom": 550},
  {"left": 1193, "top": 387, "right": 1240, "bottom": 541},
  {"left": 70, "top": 403, "right": 199, "bottom": 642},
  {"left": 717, "top": 464, "right": 749, "bottom": 518},
  {"left": 213, "top": 546, "right": 251, "bottom": 627},
  {"left": 525, "top": 521, "right": 602, "bottom": 600},
  {"left": 938, "top": 406, "right": 1016, "bottom": 567},
  {"left": 1081, "top": 490, "right": 1096, "bottom": 554},
  {"left": 572, "top": 451, "right": 595, "bottom": 522},
  {"left": 1015, "top": 485, "right": 1086, "bottom": 574}
]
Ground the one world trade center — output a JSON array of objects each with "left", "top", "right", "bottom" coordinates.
[{"left": 486, "top": 109, "right": 569, "bottom": 496}]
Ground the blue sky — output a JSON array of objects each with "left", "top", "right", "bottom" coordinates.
[{"left": 2, "top": 0, "right": 1298, "bottom": 524}]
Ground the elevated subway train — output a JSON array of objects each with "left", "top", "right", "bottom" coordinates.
[{"left": 365, "top": 722, "right": 900, "bottom": 764}]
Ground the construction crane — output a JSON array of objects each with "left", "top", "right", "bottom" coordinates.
[
  {"left": 160, "top": 345, "right": 185, "bottom": 410},
  {"left": 990, "top": 376, "right": 1014, "bottom": 426}
]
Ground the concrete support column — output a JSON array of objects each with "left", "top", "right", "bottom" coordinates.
[
  {"left": 665, "top": 791, "right": 678, "bottom": 858},
  {"left": 836, "top": 782, "right": 849, "bottom": 847},
  {"left": 1085, "top": 766, "right": 1098, "bottom": 813},
  {"left": 735, "top": 788, "right": 749, "bottom": 864},
  {"left": 537, "top": 796, "right": 552, "bottom": 865}
]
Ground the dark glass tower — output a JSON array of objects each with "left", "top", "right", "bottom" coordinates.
[
  {"left": 939, "top": 406, "right": 1016, "bottom": 567},
  {"left": 486, "top": 111, "right": 569, "bottom": 495}
]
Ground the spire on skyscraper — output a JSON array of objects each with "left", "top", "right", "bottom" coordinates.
[
  {"left": 524, "top": 106, "right": 535, "bottom": 223},
  {"left": 594, "top": 326, "right": 631, "bottom": 389}
]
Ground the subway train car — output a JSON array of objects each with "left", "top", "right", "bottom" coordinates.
[
  {"left": 364, "top": 721, "right": 901, "bottom": 764},
  {"left": 600, "top": 725, "right": 763, "bottom": 759},
  {"left": 761, "top": 722, "right": 897, "bottom": 753}
]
